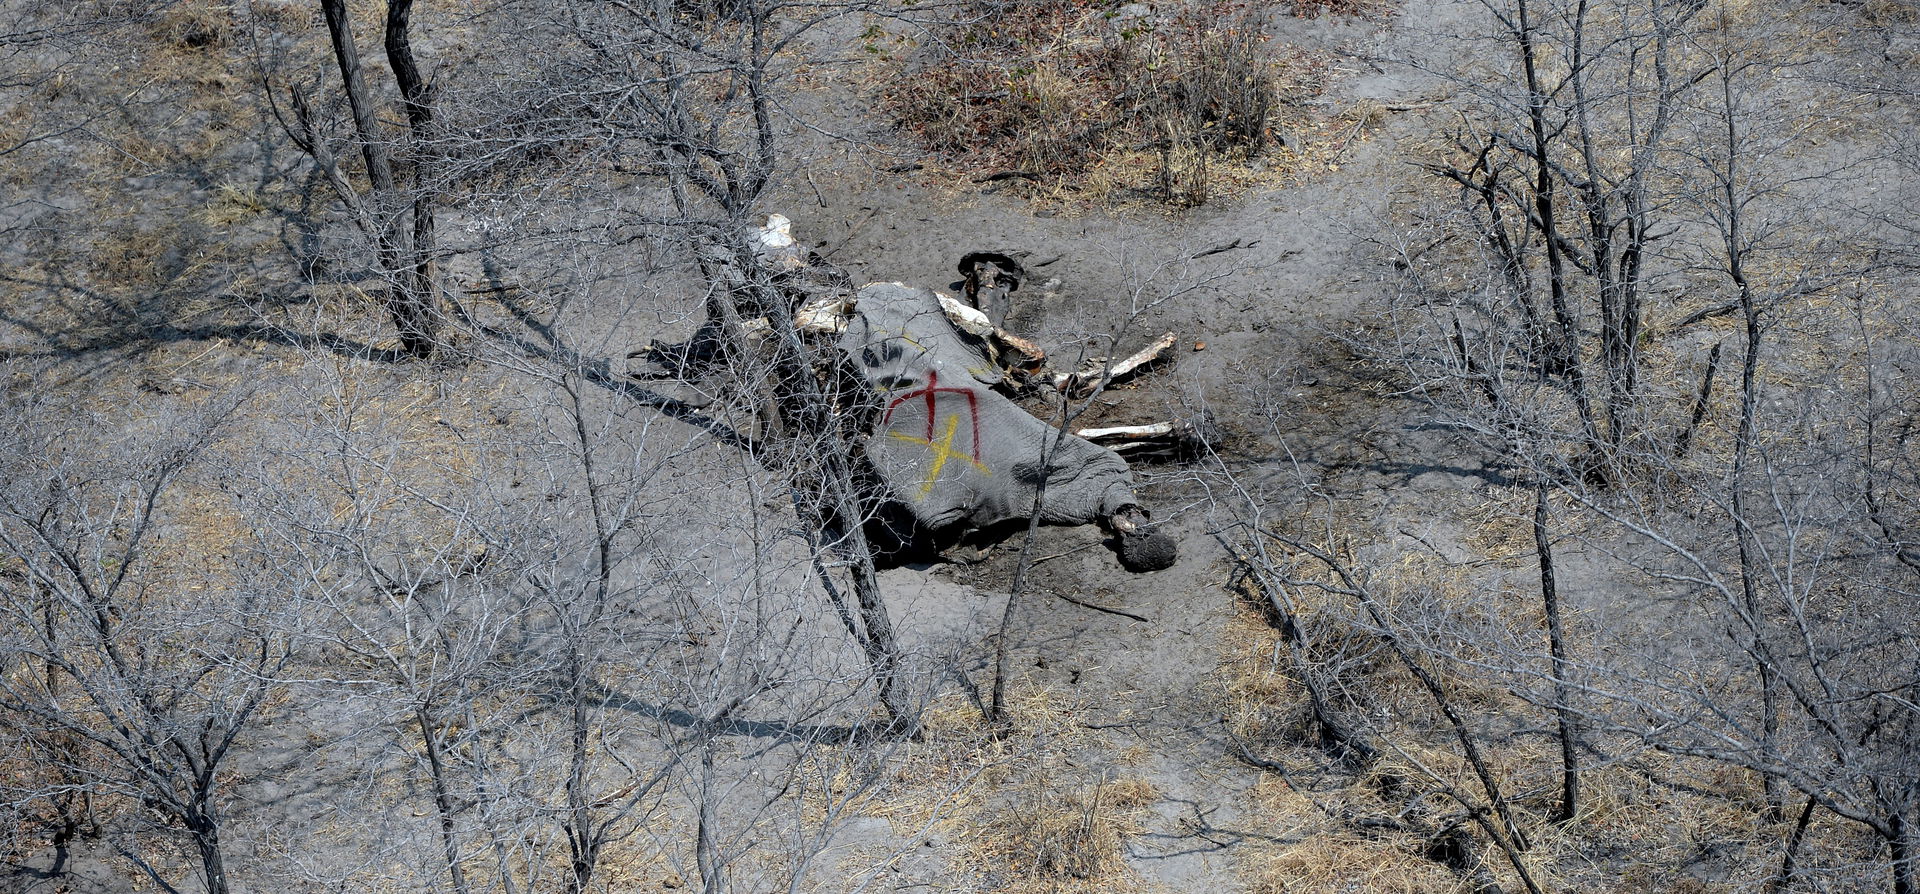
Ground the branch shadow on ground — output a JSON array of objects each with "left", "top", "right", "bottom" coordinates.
[
  {"left": 1130, "top": 797, "right": 1301, "bottom": 861},
  {"left": 0, "top": 263, "right": 418, "bottom": 378},
  {"left": 582, "top": 678, "right": 873, "bottom": 745}
]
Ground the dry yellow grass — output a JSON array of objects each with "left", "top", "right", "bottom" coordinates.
[
  {"left": 970, "top": 776, "right": 1159, "bottom": 894},
  {"left": 1244, "top": 832, "right": 1467, "bottom": 894},
  {"left": 808, "top": 679, "right": 1168, "bottom": 894}
]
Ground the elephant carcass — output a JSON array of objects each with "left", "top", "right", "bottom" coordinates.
[{"left": 840, "top": 283, "right": 1175, "bottom": 570}]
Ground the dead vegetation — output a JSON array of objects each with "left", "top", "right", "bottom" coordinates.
[
  {"left": 880, "top": 0, "right": 1337, "bottom": 206},
  {"left": 979, "top": 776, "right": 1158, "bottom": 891},
  {"left": 812, "top": 681, "right": 1164, "bottom": 894},
  {"left": 1213, "top": 477, "right": 1916, "bottom": 893},
  {"left": 5, "top": 0, "right": 1919, "bottom": 890}
]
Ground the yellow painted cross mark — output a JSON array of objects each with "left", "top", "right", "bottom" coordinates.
[{"left": 888, "top": 412, "right": 991, "bottom": 499}]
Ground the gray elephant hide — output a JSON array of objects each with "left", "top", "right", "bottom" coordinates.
[{"left": 840, "top": 283, "right": 1139, "bottom": 530}]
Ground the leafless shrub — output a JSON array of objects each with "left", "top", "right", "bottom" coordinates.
[
  {"left": 0, "top": 389, "right": 292, "bottom": 894},
  {"left": 1287, "top": 0, "right": 1390, "bottom": 18},
  {"left": 981, "top": 777, "right": 1156, "bottom": 886},
  {"left": 882, "top": 1, "right": 1289, "bottom": 204}
]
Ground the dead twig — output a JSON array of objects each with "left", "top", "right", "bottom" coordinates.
[
  {"left": 1051, "top": 591, "right": 1149, "bottom": 623},
  {"left": 1191, "top": 238, "right": 1260, "bottom": 260}
]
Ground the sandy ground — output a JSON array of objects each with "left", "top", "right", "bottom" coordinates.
[
  {"left": 0, "top": 2, "right": 1516, "bottom": 891},
  {"left": 734, "top": 2, "right": 1494, "bottom": 888}
]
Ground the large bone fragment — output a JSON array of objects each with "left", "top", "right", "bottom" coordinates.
[
  {"left": 1077, "top": 412, "right": 1221, "bottom": 458},
  {"left": 1107, "top": 330, "right": 1178, "bottom": 380},
  {"left": 1054, "top": 331, "right": 1177, "bottom": 397},
  {"left": 936, "top": 291, "right": 994, "bottom": 337},
  {"left": 929, "top": 291, "right": 1048, "bottom": 372},
  {"left": 796, "top": 293, "right": 852, "bottom": 334},
  {"left": 1078, "top": 421, "right": 1178, "bottom": 441},
  {"left": 754, "top": 213, "right": 806, "bottom": 271}
]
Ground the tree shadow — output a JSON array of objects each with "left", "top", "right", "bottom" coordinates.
[
  {"left": 1129, "top": 797, "right": 1301, "bottom": 860},
  {"left": 582, "top": 678, "right": 879, "bottom": 746}
]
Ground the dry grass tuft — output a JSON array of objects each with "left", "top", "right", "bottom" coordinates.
[
  {"left": 972, "top": 776, "right": 1158, "bottom": 894},
  {"left": 200, "top": 183, "right": 271, "bottom": 228},
  {"left": 819, "top": 681, "right": 1163, "bottom": 893},
  {"left": 153, "top": 2, "right": 232, "bottom": 52},
  {"left": 1245, "top": 832, "right": 1465, "bottom": 894},
  {"left": 1861, "top": 0, "right": 1920, "bottom": 24}
]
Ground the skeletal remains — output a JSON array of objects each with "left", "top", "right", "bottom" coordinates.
[{"left": 633, "top": 216, "right": 1207, "bottom": 572}]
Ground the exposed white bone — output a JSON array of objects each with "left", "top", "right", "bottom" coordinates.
[
  {"left": 1077, "top": 422, "right": 1176, "bottom": 440},
  {"left": 936, "top": 291, "right": 994, "bottom": 337},
  {"left": 1079, "top": 413, "right": 1221, "bottom": 455},
  {"left": 1110, "top": 331, "right": 1177, "bottom": 379},
  {"left": 795, "top": 294, "right": 851, "bottom": 334},
  {"left": 755, "top": 214, "right": 805, "bottom": 271},
  {"left": 1054, "top": 331, "right": 1177, "bottom": 395}
]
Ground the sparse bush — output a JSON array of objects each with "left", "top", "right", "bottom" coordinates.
[
  {"left": 881, "top": 0, "right": 1114, "bottom": 178},
  {"left": 984, "top": 777, "right": 1157, "bottom": 886},
  {"left": 1128, "top": 10, "right": 1276, "bottom": 156},
  {"left": 1287, "top": 0, "right": 1389, "bottom": 18},
  {"left": 882, "top": 1, "right": 1297, "bottom": 205},
  {"left": 154, "top": 2, "right": 229, "bottom": 51},
  {"left": 1221, "top": 605, "right": 1391, "bottom": 753}
]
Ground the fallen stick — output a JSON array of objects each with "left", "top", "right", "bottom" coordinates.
[
  {"left": 1030, "top": 539, "right": 1102, "bottom": 566},
  {"left": 1191, "top": 238, "right": 1260, "bottom": 260},
  {"left": 974, "top": 170, "right": 1041, "bottom": 183},
  {"left": 1051, "top": 591, "right": 1150, "bottom": 623}
]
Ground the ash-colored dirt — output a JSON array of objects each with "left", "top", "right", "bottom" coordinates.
[
  {"left": 726, "top": 4, "right": 1486, "bottom": 889},
  {"left": 1, "top": 1, "right": 1463, "bottom": 888}
]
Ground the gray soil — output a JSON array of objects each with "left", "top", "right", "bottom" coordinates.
[
  {"left": 0, "top": 0, "right": 1629, "bottom": 891},
  {"left": 727, "top": 3, "right": 1490, "bottom": 888}
]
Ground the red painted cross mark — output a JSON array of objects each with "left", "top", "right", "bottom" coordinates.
[{"left": 881, "top": 370, "right": 982, "bottom": 461}]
